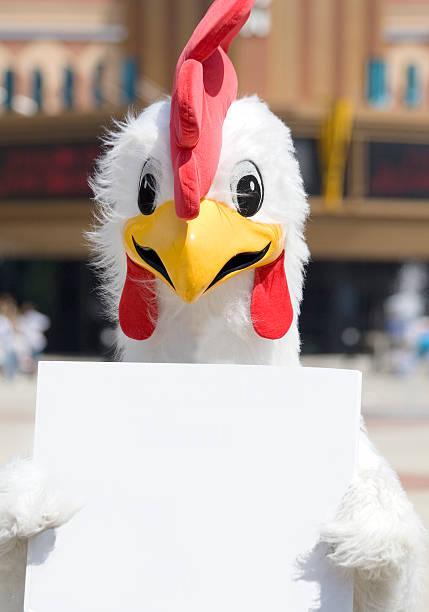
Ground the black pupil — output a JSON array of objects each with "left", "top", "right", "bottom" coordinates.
[
  {"left": 236, "top": 174, "right": 262, "bottom": 217},
  {"left": 138, "top": 173, "right": 157, "bottom": 215}
]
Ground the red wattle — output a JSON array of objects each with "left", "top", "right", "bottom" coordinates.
[
  {"left": 119, "top": 256, "right": 158, "bottom": 340},
  {"left": 250, "top": 251, "right": 293, "bottom": 340}
]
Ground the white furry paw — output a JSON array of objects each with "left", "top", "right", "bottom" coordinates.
[
  {"left": 321, "top": 468, "right": 427, "bottom": 612},
  {"left": 0, "top": 458, "right": 76, "bottom": 612},
  {"left": 0, "top": 458, "right": 75, "bottom": 557}
]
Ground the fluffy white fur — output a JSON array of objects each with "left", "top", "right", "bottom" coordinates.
[
  {"left": 0, "top": 97, "right": 425, "bottom": 611},
  {"left": 324, "top": 429, "right": 426, "bottom": 611},
  {"left": 0, "top": 459, "right": 75, "bottom": 611}
]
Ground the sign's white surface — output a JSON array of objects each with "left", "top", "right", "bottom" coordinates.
[{"left": 25, "top": 362, "right": 361, "bottom": 612}]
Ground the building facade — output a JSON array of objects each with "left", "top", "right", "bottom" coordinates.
[{"left": 1, "top": 0, "right": 429, "bottom": 354}]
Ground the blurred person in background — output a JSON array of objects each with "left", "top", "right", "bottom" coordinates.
[
  {"left": 18, "top": 302, "right": 50, "bottom": 364},
  {"left": 416, "top": 317, "right": 429, "bottom": 364},
  {"left": 0, "top": 295, "right": 20, "bottom": 380},
  {"left": 0, "top": 296, "right": 50, "bottom": 380},
  {"left": 384, "top": 263, "right": 428, "bottom": 374}
]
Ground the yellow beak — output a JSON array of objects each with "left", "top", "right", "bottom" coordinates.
[{"left": 123, "top": 199, "right": 283, "bottom": 303}]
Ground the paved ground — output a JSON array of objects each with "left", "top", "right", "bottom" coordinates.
[{"left": 1, "top": 355, "right": 428, "bottom": 608}]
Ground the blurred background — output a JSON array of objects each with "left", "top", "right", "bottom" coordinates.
[{"left": 0, "top": 0, "right": 428, "bottom": 606}]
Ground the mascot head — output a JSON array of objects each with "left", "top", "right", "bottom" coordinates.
[{"left": 90, "top": 0, "right": 309, "bottom": 361}]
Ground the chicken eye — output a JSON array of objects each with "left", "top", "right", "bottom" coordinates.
[
  {"left": 230, "top": 160, "right": 264, "bottom": 218},
  {"left": 138, "top": 172, "right": 157, "bottom": 215}
]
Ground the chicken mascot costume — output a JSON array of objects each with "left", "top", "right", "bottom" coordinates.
[{"left": 0, "top": 1, "right": 426, "bottom": 611}]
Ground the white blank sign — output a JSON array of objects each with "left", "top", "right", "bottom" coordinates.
[{"left": 25, "top": 362, "right": 361, "bottom": 612}]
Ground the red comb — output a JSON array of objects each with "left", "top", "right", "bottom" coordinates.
[{"left": 170, "top": 0, "right": 255, "bottom": 220}]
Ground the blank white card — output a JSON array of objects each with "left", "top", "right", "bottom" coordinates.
[{"left": 25, "top": 362, "right": 361, "bottom": 612}]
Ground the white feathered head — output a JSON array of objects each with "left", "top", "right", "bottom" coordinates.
[{"left": 90, "top": 0, "right": 309, "bottom": 364}]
